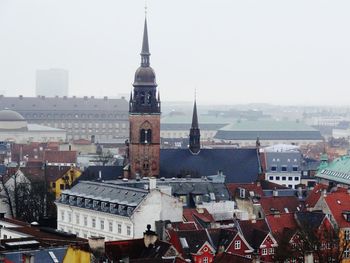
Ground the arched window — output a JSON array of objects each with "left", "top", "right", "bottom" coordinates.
[
  {"left": 139, "top": 121, "right": 152, "bottom": 144},
  {"left": 140, "top": 129, "right": 152, "bottom": 143}
]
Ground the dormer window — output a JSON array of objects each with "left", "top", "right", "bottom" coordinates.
[
  {"left": 92, "top": 200, "right": 100, "bottom": 210},
  {"left": 342, "top": 211, "right": 350, "bottom": 222}
]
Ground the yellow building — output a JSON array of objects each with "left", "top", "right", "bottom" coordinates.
[
  {"left": 48, "top": 166, "right": 82, "bottom": 199},
  {"left": 63, "top": 245, "right": 91, "bottom": 263}
]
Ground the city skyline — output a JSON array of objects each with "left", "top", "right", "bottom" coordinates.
[{"left": 0, "top": 0, "right": 350, "bottom": 105}]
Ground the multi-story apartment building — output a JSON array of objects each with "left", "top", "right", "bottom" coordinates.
[
  {"left": 56, "top": 180, "right": 183, "bottom": 241},
  {"left": 263, "top": 150, "right": 302, "bottom": 189},
  {"left": 0, "top": 95, "right": 129, "bottom": 142}
]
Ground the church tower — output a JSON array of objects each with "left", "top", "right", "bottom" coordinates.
[
  {"left": 128, "top": 17, "right": 161, "bottom": 178},
  {"left": 189, "top": 99, "right": 200, "bottom": 154}
]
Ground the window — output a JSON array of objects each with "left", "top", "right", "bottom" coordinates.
[
  {"left": 262, "top": 248, "right": 267, "bottom": 255},
  {"left": 282, "top": 176, "right": 286, "bottom": 181},
  {"left": 61, "top": 211, "right": 65, "bottom": 221},
  {"left": 60, "top": 184, "right": 64, "bottom": 190},
  {"left": 269, "top": 247, "right": 275, "bottom": 255},
  {"left": 288, "top": 177, "right": 293, "bottom": 181},
  {"left": 271, "top": 166, "right": 277, "bottom": 171},
  {"left": 281, "top": 166, "right": 287, "bottom": 172},
  {"left": 345, "top": 230, "right": 350, "bottom": 241},
  {"left": 118, "top": 224, "right": 122, "bottom": 234},
  {"left": 127, "top": 226, "right": 131, "bottom": 236},
  {"left": 203, "top": 257, "right": 208, "bottom": 263},
  {"left": 75, "top": 214, "right": 79, "bottom": 224},
  {"left": 140, "top": 129, "right": 152, "bottom": 143},
  {"left": 276, "top": 176, "right": 280, "bottom": 180},
  {"left": 68, "top": 212, "right": 72, "bottom": 222},
  {"left": 100, "top": 220, "right": 104, "bottom": 230},
  {"left": 293, "top": 166, "right": 298, "bottom": 171},
  {"left": 109, "top": 221, "right": 113, "bottom": 232},
  {"left": 92, "top": 218, "right": 96, "bottom": 228},
  {"left": 84, "top": 216, "right": 88, "bottom": 226},
  {"left": 344, "top": 249, "right": 350, "bottom": 258},
  {"left": 269, "top": 176, "right": 273, "bottom": 180},
  {"left": 234, "top": 240, "right": 241, "bottom": 249},
  {"left": 294, "top": 177, "right": 299, "bottom": 181}
]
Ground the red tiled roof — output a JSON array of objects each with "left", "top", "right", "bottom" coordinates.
[
  {"left": 324, "top": 191, "right": 350, "bottom": 228},
  {"left": 265, "top": 213, "right": 297, "bottom": 241},
  {"left": 183, "top": 208, "right": 215, "bottom": 225},
  {"left": 0, "top": 217, "right": 30, "bottom": 227},
  {"left": 72, "top": 139, "right": 92, "bottom": 145},
  {"left": 172, "top": 222, "right": 198, "bottom": 231},
  {"left": 305, "top": 184, "right": 328, "bottom": 208},
  {"left": 44, "top": 150, "right": 77, "bottom": 164},
  {"left": 11, "top": 143, "right": 59, "bottom": 162},
  {"left": 238, "top": 219, "right": 270, "bottom": 249},
  {"left": 259, "top": 196, "right": 301, "bottom": 215}
]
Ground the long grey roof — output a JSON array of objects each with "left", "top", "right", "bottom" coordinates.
[
  {"left": 63, "top": 181, "right": 148, "bottom": 207},
  {"left": 110, "top": 178, "right": 230, "bottom": 203},
  {"left": 0, "top": 96, "right": 128, "bottom": 112},
  {"left": 215, "top": 130, "right": 323, "bottom": 141},
  {"left": 160, "top": 148, "right": 260, "bottom": 183}
]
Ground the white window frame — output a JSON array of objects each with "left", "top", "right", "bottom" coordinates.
[{"left": 234, "top": 240, "right": 241, "bottom": 250}]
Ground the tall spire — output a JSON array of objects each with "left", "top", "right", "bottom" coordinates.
[
  {"left": 189, "top": 98, "right": 200, "bottom": 154},
  {"left": 141, "top": 17, "right": 150, "bottom": 67},
  {"left": 191, "top": 100, "right": 199, "bottom": 129}
]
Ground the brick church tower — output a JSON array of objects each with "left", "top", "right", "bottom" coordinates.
[{"left": 128, "top": 17, "right": 161, "bottom": 178}]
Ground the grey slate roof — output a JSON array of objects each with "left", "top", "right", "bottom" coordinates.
[
  {"left": 61, "top": 181, "right": 148, "bottom": 208},
  {"left": 159, "top": 148, "right": 260, "bottom": 183},
  {"left": 0, "top": 96, "right": 128, "bottom": 111},
  {"left": 265, "top": 151, "right": 301, "bottom": 172},
  {"left": 78, "top": 166, "right": 124, "bottom": 182},
  {"left": 215, "top": 130, "right": 323, "bottom": 141},
  {"left": 111, "top": 178, "right": 230, "bottom": 203}
]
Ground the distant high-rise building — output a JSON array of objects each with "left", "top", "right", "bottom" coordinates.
[{"left": 36, "top": 68, "right": 69, "bottom": 97}]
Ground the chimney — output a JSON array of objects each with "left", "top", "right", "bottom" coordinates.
[
  {"left": 98, "top": 171, "right": 102, "bottom": 180},
  {"left": 88, "top": 236, "right": 105, "bottom": 260},
  {"left": 251, "top": 215, "right": 257, "bottom": 224},
  {"left": 144, "top": 224, "right": 158, "bottom": 248},
  {"left": 149, "top": 177, "right": 156, "bottom": 190}
]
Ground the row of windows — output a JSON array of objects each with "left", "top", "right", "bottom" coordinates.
[
  {"left": 60, "top": 211, "right": 132, "bottom": 236},
  {"left": 270, "top": 166, "right": 298, "bottom": 172},
  {"left": 269, "top": 176, "right": 299, "bottom": 181},
  {"left": 261, "top": 247, "right": 275, "bottom": 255},
  {"left": 42, "top": 122, "right": 127, "bottom": 129},
  {"left": 25, "top": 113, "right": 127, "bottom": 119}
]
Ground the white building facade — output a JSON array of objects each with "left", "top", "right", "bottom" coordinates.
[{"left": 56, "top": 181, "right": 183, "bottom": 241}]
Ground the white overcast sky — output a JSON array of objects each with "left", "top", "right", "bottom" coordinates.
[{"left": 0, "top": 0, "right": 350, "bottom": 105}]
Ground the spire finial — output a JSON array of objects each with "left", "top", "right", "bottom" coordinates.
[{"left": 144, "top": 0, "right": 148, "bottom": 17}]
